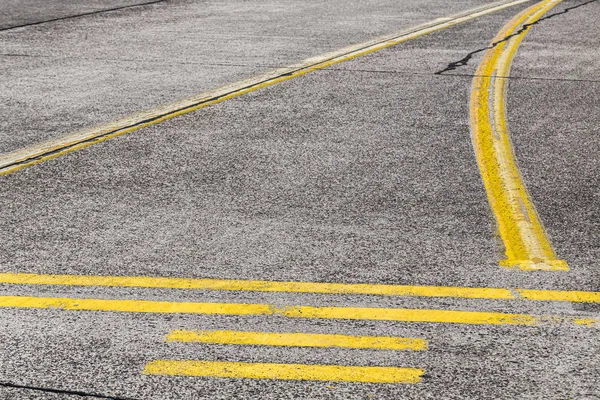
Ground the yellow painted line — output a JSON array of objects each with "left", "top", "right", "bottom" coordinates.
[
  {"left": 0, "top": 0, "right": 533, "bottom": 176},
  {"left": 166, "top": 329, "right": 427, "bottom": 351},
  {"left": 143, "top": 360, "right": 424, "bottom": 383},
  {"left": 0, "top": 295, "right": 596, "bottom": 327},
  {"left": 0, "top": 272, "right": 515, "bottom": 299},
  {"left": 516, "top": 289, "right": 600, "bottom": 303},
  {"left": 3, "top": 272, "right": 600, "bottom": 303},
  {"left": 470, "top": 0, "right": 567, "bottom": 271}
]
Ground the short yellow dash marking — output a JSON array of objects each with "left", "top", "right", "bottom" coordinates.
[
  {"left": 3, "top": 272, "right": 600, "bottom": 303},
  {"left": 143, "top": 360, "right": 424, "bottom": 383},
  {"left": 470, "top": 0, "right": 567, "bottom": 271},
  {"left": 0, "top": 0, "right": 533, "bottom": 176},
  {"left": 0, "top": 295, "right": 596, "bottom": 327},
  {"left": 166, "top": 330, "right": 427, "bottom": 351}
]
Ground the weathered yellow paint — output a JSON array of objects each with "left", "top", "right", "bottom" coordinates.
[
  {"left": 516, "top": 289, "right": 600, "bottom": 303},
  {"left": 281, "top": 305, "right": 541, "bottom": 325},
  {"left": 574, "top": 318, "right": 598, "bottom": 327},
  {"left": 0, "top": 295, "right": 596, "bottom": 327},
  {"left": 166, "top": 329, "right": 428, "bottom": 351},
  {"left": 0, "top": 0, "right": 532, "bottom": 176},
  {"left": 2, "top": 272, "right": 600, "bottom": 303},
  {"left": 143, "top": 360, "right": 424, "bottom": 383},
  {"left": 0, "top": 272, "right": 515, "bottom": 299},
  {"left": 470, "top": 0, "right": 567, "bottom": 270}
]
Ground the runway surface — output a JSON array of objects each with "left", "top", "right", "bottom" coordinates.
[{"left": 0, "top": 0, "right": 598, "bottom": 398}]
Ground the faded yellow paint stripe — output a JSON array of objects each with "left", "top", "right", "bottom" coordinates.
[
  {"left": 0, "top": 295, "right": 596, "bottom": 327},
  {"left": 516, "top": 289, "right": 600, "bottom": 303},
  {"left": 166, "top": 330, "right": 428, "bottom": 351},
  {"left": 470, "top": 0, "right": 567, "bottom": 271},
  {"left": 143, "top": 360, "right": 424, "bottom": 383},
  {"left": 0, "top": 0, "right": 532, "bottom": 176},
  {"left": 3, "top": 272, "right": 600, "bottom": 303}
]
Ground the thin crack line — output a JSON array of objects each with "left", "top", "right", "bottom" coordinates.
[
  {"left": 435, "top": 0, "right": 598, "bottom": 74},
  {"left": 0, "top": 381, "right": 139, "bottom": 400},
  {"left": 0, "top": 0, "right": 167, "bottom": 33},
  {"left": 321, "top": 68, "right": 600, "bottom": 83}
]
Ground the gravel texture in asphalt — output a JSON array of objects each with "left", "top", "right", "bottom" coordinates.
[{"left": 0, "top": 0, "right": 598, "bottom": 398}]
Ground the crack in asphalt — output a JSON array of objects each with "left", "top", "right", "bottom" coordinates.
[
  {"left": 0, "top": 381, "right": 139, "bottom": 400},
  {"left": 0, "top": 0, "right": 168, "bottom": 33},
  {"left": 322, "top": 68, "right": 600, "bottom": 82},
  {"left": 435, "top": 0, "right": 598, "bottom": 75}
]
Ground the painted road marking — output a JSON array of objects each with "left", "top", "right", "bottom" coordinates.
[
  {"left": 143, "top": 360, "right": 424, "bottom": 383},
  {"left": 2, "top": 272, "right": 600, "bottom": 303},
  {"left": 0, "top": 295, "right": 596, "bottom": 327},
  {"left": 166, "top": 330, "right": 427, "bottom": 351},
  {"left": 0, "top": 0, "right": 533, "bottom": 176},
  {"left": 470, "top": 0, "right": 567, "bottom": 271}
]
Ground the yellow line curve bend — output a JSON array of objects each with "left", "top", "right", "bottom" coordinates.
[{"left": 470, "top": 0, "right": 567, "bottom": 271}]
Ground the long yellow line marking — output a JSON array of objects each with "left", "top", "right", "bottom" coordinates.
[
  {"left": 166, "top": 329, "right": 427, "bottom": 351},
  {"left": 143, "top": 360, "right": 424, "bottom": 383},
  {"left": 2, "top": 272, "right": 600, "bottom": 303},
  {"left": 0, "top": 0, "right": 533, "bottom": 176},
  {"left": 0, "top": 295, "right": 596, "bottom": 327},
  {"left": 470, "top": 0, "right": 567, "bottom": 271}
]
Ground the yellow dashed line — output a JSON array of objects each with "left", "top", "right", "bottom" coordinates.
[
  {"left": 0, "top": 295, "right": 596, "bottom": 327},
  {"left": 470, "top": 0, "right": 567, "bottom": 270}
]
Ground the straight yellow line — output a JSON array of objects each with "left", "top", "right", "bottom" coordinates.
[
  {"left": 0, "top": 272, "right": 515, "bottom": 299},
  {"left": 0, "top": 295, "right": 596, "bottom": 327},
  {"left": 166, "top": 330, "right": 428, "bottom": 351},
  {"left": 0, "top": 0, "right": 532, "bottom": 176},
  {"left": 143, "top": 360, "right": 424, "bottom": 383},
  {"left": 2, "top": 272, "right": 600, "bottom": 303},
  {"left": 470, "top": 0, "right": 567, "bottom": 271},
  {"left": 517, "top": 289, "right": 600, "bottom": 303}
]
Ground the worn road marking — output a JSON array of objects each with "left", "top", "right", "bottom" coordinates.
[
  {"left": 0, "top": 0, "right": 533, "bottom": 176},
  {"left": 0, "top": 295, "right": 596, "bottom": 327},
  {"left": 143, "top": 360, "right": 424, "bottom": 383},
  {"left": 470, "top": 0, "right": 567, "bottom": 271},
  {"left": 2, "top": 272, "right": 600, "bottom": 303},
  {"left": 517, "top": 289, "right": 600, "bottom": 302},
  {"left": 166, "top": 330, "right": 427, "bottom": 351}
]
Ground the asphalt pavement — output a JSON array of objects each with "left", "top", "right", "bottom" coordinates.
[
  {"left": 0, "top": 0, "right": 598, "bottom": 399},
  {"left": 0, "top": 0, "right": 498, "bottom": 153}
]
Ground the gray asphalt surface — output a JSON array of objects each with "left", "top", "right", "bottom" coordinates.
[
  {"left": 0, "top": 0, "right": 496, "bottom": 153},
  {"left": 1, "top": 0, "right": 599, "bottom": 399}
]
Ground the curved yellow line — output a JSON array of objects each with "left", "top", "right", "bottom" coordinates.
[{"left": 470, "top": 0, "right": 568, "bottom": 271}]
